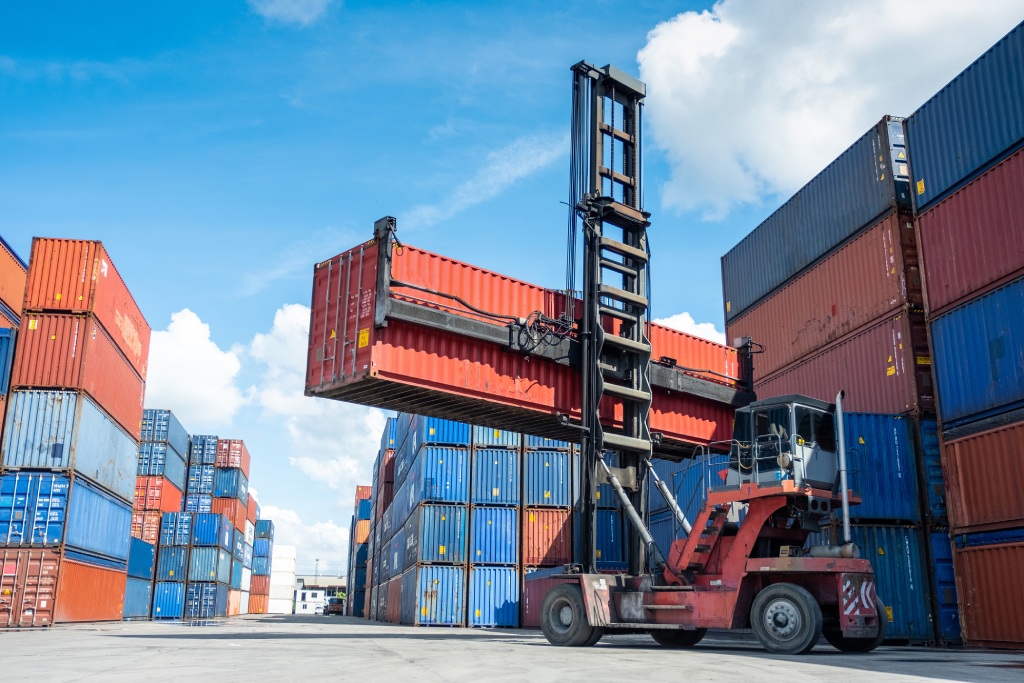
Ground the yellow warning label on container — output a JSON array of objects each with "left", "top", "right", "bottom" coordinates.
[
  {"left": 878, "top": 547, "right": 885, "bottom": 556},
  {"left": 488, "top": 520, "right": 493, "bottom": 525},
  {"left": 28, "top": 319, "right": 37, "bottom": 330},
  {"left": 886, "top": 606, "right": 893, "bottom": 622},
  {"left": 858, "top": 437, "right": 865, "bottom": 445},
  {"left": 529, "top": 513, "right": 536, "bottom": 522},
  {"left": 169, "top": 570, "right": 174, "bottom": 576},
  {"left": 917, "top": 179, "right": 925, "bottom": 195},
  {"left": 545, "top": 461, "right": 549, "bottom": 467},
  {"left": 897, "top": 150, "right": 906, "bottom": 160},
  {"left": 916, "top": 356, "right": 931, "bottom": 366},
  {"left": 330, "top": 329, "right": 336, "bottom": 339},
  {"left": 544, "top": 491, "right": 551, "bottom": 499},
  {"left": 596, "top": 550, "right": 602, "bottom": 558},
  {"left": 726, "top": 301, "right": 731, "bottom": 313},
  {"left": 422, "top": 607, "right": 428, "bottom": 616},
  {"left": 887, "top": 366, "right": 896, "bottom": 376},
  {"left": 429, "top": 427, "right": 435, "bottom": 435},
  {"left": 487, "top": 581, "right": 491, "bottom": 586},
  {"left": 357, "top": 328, "right": 369, "bottom": 347},
  {"left": 596, "top": 492, "right": 601, "bottom": 500},
  {"left": 441, "top": 515, "right": 446, "bottom": 521},
  {"left": 439, "top": 545, "right": 446, "bottom": 555},
  {"left": 493, "top": 487, "right": 500, "bottom": 497},
  {"left": 476, "top": 609, "right": 481, "bottom": 617},
  {"left": 477, "top": 550, "right": 481, "bottom": 555},
  {"left": 494, "top": 429, "right": 500, "bottom": 438},
  {"left": 55, "top": 293, "right": 62, "bottom": 301}
]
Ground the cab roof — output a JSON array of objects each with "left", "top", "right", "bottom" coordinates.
[{"left": 742, "top": 394, "right": 835, "bottom": 413}]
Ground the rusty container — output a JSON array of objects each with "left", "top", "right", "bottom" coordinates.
[
  {"left": 248, "top": 593, "right": 269, "bottom": 614},
  {"left": 216, "top": 439, "right": 251, "bottom": 475},
  {"left": 355, "top": 485, "right": 372, "bottom": 502},
  {"left": 0, "top": 548, "right": 60, "bottom": 627},
  {"left": 386, "top": 575, "right": 402, "bottom": 624},
  {"left": 211, "top": 497, "right": 248, "bottom": 532},
  {"left": 953, "top": 535, "right": 1024, "bottom": 649},
  {"left": 943, "top": 421, "right": 1024, "bottom": 533},
  {"left": 23, "top": 238, "right": 150, "bottom": 379},
  {"left": 133, "top": 476, "right": 184, "bottom": 513},
  {"left": 0, "top": 236, "right": 27, "bottom": 317},
  {"left": 131, "top": 511, "right": 161, "bottom": 545},
  {"left": 53, "top": 557, "right": 128, "bottom": 623},
  {"left": 726, "top": 213, "right": 921, "bottom": 379},
  {"left": 521, "top": 508, "right": 572, "bottom": 566},
  {"left": 753, "top": 309, "right": 933, "bottom": 415},
  {"left": 249, "top": 575, "right": 270, "bottom": 595},
  {"left": 11, "top": 313, "right": 145, "bottom": 437}
]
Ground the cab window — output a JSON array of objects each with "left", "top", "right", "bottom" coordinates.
[{"left": 794, "top": 407, "right": 836, "bottom": 451}]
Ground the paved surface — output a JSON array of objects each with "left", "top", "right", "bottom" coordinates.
[{"left": 2, "top": 615, "right": 1022, "bottom": 682}]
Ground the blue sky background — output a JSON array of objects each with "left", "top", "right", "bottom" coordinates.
[{"left": 2, "top": 1, "right": 1020, "bottom": 575}]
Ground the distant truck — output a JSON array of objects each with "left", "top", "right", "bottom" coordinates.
[{"left": 325, "top": 597, "right": 345, "bottom": 616}]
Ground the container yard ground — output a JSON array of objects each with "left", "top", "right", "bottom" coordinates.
[{"left": 2, "top": 616, "right": 1021, "bottom": 682}]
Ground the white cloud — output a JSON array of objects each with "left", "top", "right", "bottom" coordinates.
[
  {"left": 402, "top": 132, "right": 569, "bottom": 230},
  {"left": 248, "top": 0, "right": 337, "bottom": 26},
  {"left": 144, "top": 309, "right": 249, "bottom": 430},
  {"left": 260, "top": 505, "right": 349, "bottom": 576},
  {"left": 239, "top": 226, "right": 359, "bottom": 297},
  {"left": 637, "top": 1, "right": 1024, "bottom": 219},
  {"left": 654, "top": 312, "right": 726, "bottom": 345}
]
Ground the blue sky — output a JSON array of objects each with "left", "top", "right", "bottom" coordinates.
[{"left": 2, "top": 1, "right": 1020, "bottom": 575}]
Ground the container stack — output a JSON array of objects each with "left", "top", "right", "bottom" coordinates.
[
  {"left": 248, "top": 518, "right": 274, "bottom": 613},
  {"left": 185, "top": 512, "right": 233, "bottom": 618},
  {"left": 0, "top": 238, "right": 149, "bottom": 626},
  {"left": 906, "top": 22, "right": 1024, "bottom": 650},
  {"left": 132, "top": 410, "right": 188, "bottom": 546},
  {"left": 366, "top": 418, "right": 396, "bottom": 619},
  {"left": 152, "top": 511, "right": 192, "bottom": 619},
  {"left": 123, "top": 536, "right": 156, "bottom": 620},
  {"left": 0, "top": 236, "right": 27, "bottom": 446},
  {"left": 212, "top": 439, "right": 250, "bottom": 616},
  {"left": 346, "top": 485, "right": 371, "bottom": 617},
  {"left": 186, "top": 435, "right": 218, "bottom": 514}
]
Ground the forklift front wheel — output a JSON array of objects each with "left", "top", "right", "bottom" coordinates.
[
  {"left": 540, "top": 584, "right": 604, "bottom": 647},
  {"left": 649, "top": 628, "right": 707, "bottom": 648},
  {"left": 750, "top": 583, "right": 823, "bottom": 655}
]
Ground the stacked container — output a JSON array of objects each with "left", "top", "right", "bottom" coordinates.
[
  {"left": 211, "top": 438, "right": 250, "bottom": 616},
  {"left": 123, "top": 536, "right": 156, "bottom": 619},
  {"left": 184, "top": 512, "right": 233, "bottom": 618},
  {"left": 249, "top": 518, "right": 274, "bottom": 612},
  {"left": 133, "top": 410, "right": 188, "bottom": 545},
  {"left": 345, "top": 486, "right": 371, "bottom": 617},
  {"left": 0, "top": 238, "right": 149, "bottom": 625},
  {"left": 0, "top": 235, "right": 27, "bottom": 447}
]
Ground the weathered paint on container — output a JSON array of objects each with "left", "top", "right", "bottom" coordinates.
[
  {"left": 127, "top": 537, "right": 155, "bottom": 581},
  {"left": 232, "top": 529, "right": 245, "bottom": 561},
  {"left": 227, "top": 588, "right": 241, "bottom": 616},
  {"left": 931, "top": 276, "right": 1024, "bottom": 426},
  {"left": 252, "top": 556, "right": 271, "bottom": 575},
  {"left": 191, "top": 513, "right": 233, "bottom": 550},
  {"left": 214, "top": 467, "right": 249, "bottom": 503},
  {"left": 133, "top": 476, "right": 183, "bottom": 513},
  {"left": 930, "top": 532, "right": 962, "bottom": 644},
  {"left": 54, "top": 557, "right": 127, "bottom": 623},
  {"left": 595, "top": 509, "right": 624, "bottom": 566},
  {"left": 254, "top": 537, "right": 272, "bottom": 557},
  {"left": 471, "top": 425, "right": 520, "bottom": 449},
  {"left": 471, "top": 448, "right": 520, "bottom": 506},
  {"left": 137, "top": 442, "right": 188, "bottom": 492},
  {"left": 952, "top": 535, "right": 1024, "bottom": 649},
  {"left": 216, "top": 439, "right": 251, "bottom": 474},
  {"left": 140, "top": 409, "right": 188, "bottom": 459},
  {"left": 399, "top": 447, "right": 469, "bottom": 517},
  {"left": 0, "top": 235, "right": 27, "bottom": 317},
  {"left": 156, "top": 546, "right": 189, "bottom": 581},
  {"left": 723, "top": 117, "right": 911, "bottom": 322},
  {"left": 249, "top": 575, "right": 270, "bottom": 595},
  {"left": 470, "top": 506, "right": 517, "bottom": 565},
  {"left": 122, "top": 577, "right": 152, "bottom": 620},
  {"left": 152, "top": 581, "right": 185, "bottom": 619},
  {"left": 185, "top": 582, "right": 229, "bottom": 619},
  {"left": 468, "top": 566, "right": 518, "bottom": 627},
  {"left": 522, "top": 567, "right": 575, "bottom": 629},
  {"left": 255, "top": 519, "right": 275, "bottom": 540},
  {"left": 754, "top": 310, "right": 933, "bottom": 415},
  {"left": 12, "top": 313, "right": 144, "bottom": 438},
  {"left": 184, "top": 493, "right": 212, "bottom": 513},
  {"left": 844, "top": 414, "right": 920, "bottom": 522},
  {"left": 907, "top": 22, "right": 1024, "bottom": 211},
  {"left": 211, "top": 497, "right": 247, "bottom": 533},
  {"left": 0, "top": 328, "right": 16, "bottom": 395},
  {"left": 403, "top": 503, "right": 467, "bottom": 566},
  {"left": 375, "top": 579, "right": 389, "bottom": 621},
  {"left": 726, "top": 213, "right": 921, "bottom": 379},
  {"left": 246, "top": 494, "right": 257, "bottom": 524},
  {"left": 0, "top": 548, "right": 59, "bottom": 627},
  {"left": 2, "top": 389, "right": 138, "bottom": 502},
  {"left": 523, "top": 450, "right": 569, "bottom": 507},
  {"left": 132, "top": 511, "right": 160, "bottom": 545},
  {"left": 522, "top": 508, "right": 571, "bottom": 566},
  {"left": 189, "top": 435, "right": 218, "bottom": 465},
  {"left": 918, "top": 148, "right": 1024, "bottom": 317},
  {"left": 384, "top": 576, "right": 401, "bottom": 623},
  {"left": 188, "top": 546, "right": 231, "bottom": 583},
  {"left": 389, "top": 527, "right": 406, "bottom": 577},
  {"left": 231, "top": 560, "right": 243, "bottom": 590},
  {"left": 187, "top": 465, "right": 215, "bottom": 495},
  {"left": 160, "top": 512, "right": 193, "bottom": 546},
  {"left": 942, "top": 420, "right": 1024, "bottom": 533},
  {"left": 400, "top": 564, "right": 466, "bottom": 626}
]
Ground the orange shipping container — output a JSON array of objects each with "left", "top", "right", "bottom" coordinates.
[
  {"left": 249, "top": 594, "right": 269, "bottom": 614},
  {"left": 354, "top": 519, "right": 370, "bottom": 544},
  {"left": 216, "top": 439, "right": 251, "bottom": 475},
  {"left": 0, "top": 236, "right": 27, "bottom": 317},
  {"left": 228, "top": 589, "right": 241, "bottom": 616},
  {"left": 954, "top": 540, "right": 1024, "bottom": 649},
  {"left": 0, "top": 548, "right": 60, "bottom": 627},
  {"left": 250, "top": 575, "right": 271, "bottom": 595},
  {"left": 247, "top": 495, "right": 258, "bottom": 524},
  {"left": 23, "top": 238, "right": 150, "bottom": 379},
  {"left": 54, "top": 557, "right": 127, "bottom": 623},
  {"left": 943, "top": 421, "right": 1024, "bottom": 533},
  {"left": 131, "top": 511, "right": 161, "bottom": 544},
  {"left": 133, "top": 476, "right": 184, "bottom": 514},
  {"left": 11, "top": 313, "right": 145, "bottom": 437},
  {"left": 522, "top": 508, "right": 572, "bottom": 566},
  {"left": 212, "top": 498, "right": 248, "bottom": 532}
]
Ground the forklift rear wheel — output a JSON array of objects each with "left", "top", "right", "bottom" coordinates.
[
  {"left": 540, "top": 584, "right": 604, "bottom": 647},
  {"left": 823, "top": 598, "right": 888, "bottom": 653},
  {"left": 750, "top": 583, "right": 823, "bottom": 655},
  {"left": 649, "top": 628, "right": 707, "bottom": 648}
]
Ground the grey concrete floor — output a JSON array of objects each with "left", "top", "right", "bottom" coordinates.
[{"left": 2, "top": 615, "right": 1022, "bottom": 682}]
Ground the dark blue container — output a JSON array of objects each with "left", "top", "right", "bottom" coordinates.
[
  {"left": 141, "top": 409, "right": 190, "bottom": 460},
  {"left": 931, "top": 276, "right": 1024, "bottom": 426},
  {"left": 919, "top": 420, "right": 946, "bottom": 522},
  {"left": 390, "top": 526, "right": 406, "bottom": 577},
  {"left": 255, "top": 519, "right": 274, "bottom": 540},
  {"left": 596, "top": 452, "right": 621, "bottom": 509},
  {"left": 191, "top": 513, "right": 232, "bottom": 550},
  {"left": 908, "top": 22, "right": 1024, "bottom": 211},
  {"left": 0, "top": 328, "right": 15, "bottom": 394},
  {"left": 380, "top": 416, "right": 398, "bottom": 453},
  {"left": 470, "top": 506, "right": 517, "bottom": 565},
  {"left": 471, "top": 425, "right": 520, "bottom": 449},
  {"left": 468, "top": 566, "right": 519, "bottom": 627},
  {"left": 844, "top": 413, "right": 920, "bottom": 522},
  {"left": 471, "top": 448, "right": 520, "bottom": 506},
  {"left": 185, "top": 582, "right": 228, "bottom": 618},
  {"left": 160, "top": 512, "right": 193, "bottom": 546},
  {"left": 353, "top": 567, "right": 367, "bottom": 591},
  {"left": 214, "top": 468, "right": 248, "bottom": 503},
  {"left": 649, "top": 508, "right": 678, "bottom": 559},
  {"left": 254, "top": 538, "right": 272, "bottom": 557},
  {"left": 156, "top": 546, "right": 189, "bottom": 581},
  {"left": 850, "top": 525, "right": 932, "bottom": 641},
  {"left": 353, "top": 544, "right": 369, "bottom": 568},
  {"left": 523, "top": 434, "right": 570, "bottom": 450},
  {"left": 184, "top": 494, "right": 212, "bottom": 513},
  {"left": 189, "top": 435, "right": 219, "bottom": 465},
  {"left": 955, "top": 527, "right": 1024, "bottom": 548},
  {"left": 405, "top": 415, "right": 471, "bottom": 453},
  {"left": 929, "top": 532, "right": 962, "bottom": 643},
  {"left": 523, "top": 450, "right": 570, "bottom": 507},
  {"left": 232, "top": 529, "right": 245, "bottom": 561},
  {"left": 722, "top": 116, "right": 910, "bottom": 322},
  {"left": 137, "top": 442, "right": 187, "bottom": 491},
  {"left": 187, "top": 465, "right": 215, "bottom": 495},
  {"left": 596, "top": 509, "right": 624, "bottom": 567},
  {"left": 152, "top": 581, "right": 186, "bottom": 619},
  {"left": 357, "top": 498, "right": 372, "bottom": 520},
  {"left": 403, "top": 503, "right": 467, "bottom": 566},
  {"left": 231, "top": 559, "right": 244, "bottom": 590},
  {"left": 252, "top": 556, "right": 271, "bottom": 575},
  {"left": 127, "top": 537, "right": 156, "bottom": 580},
  {"left": 123, "top": 577, "right": 153, "bottom": 620},
  {"left": 243, "top": 543, "right": 253, "bottom": 569}
]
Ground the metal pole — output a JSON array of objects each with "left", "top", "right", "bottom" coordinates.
[
  {"left": 835, "top": 390, "right": 852, "bottom": 545},
  {"left": 644, "top": 458, "right": 692, "bottom": 535}
]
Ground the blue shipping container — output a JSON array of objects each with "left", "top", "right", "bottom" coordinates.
[
  {"left": 184, "top": 494, "right": 212, "bottom": 513},
  {"left": 192, "top": 513, "right": 232, "bottom": 550},
  {"left": 919, "top": 420, "right": 946, "bottom": 522},
  {"left": 0, "top": 472, "right": 68, "bottom": 544},
  {"left": 0, "top": 328, "right": 15, "bottom": 395},
  {"left": 1, "top": 389, "right": 138, "bottom": 501},
  {"left": 844, "top": 413, "right": 920, "bottom": 522},
  {"left": 137, "top": 442, "right": 188, "bottom": 492},
  {"left": 523, "top": 434, "right": 570, "bottom": 450},
  {"left": 648, "top": 508, "right": 678, "bottom": 560},
  {"left": 152, "top": 581, "right": 186, "bottom": 619},
  {"left": 471, "top": 448, "right": 520, "bottom": 506},
  {"left": 156, "top": 546, "right": 189, "bottom": 581},
  {"left": 185, "top": 582, "right": 229, "bottom": 618},
  {"left": 353, "top": 543, "right": 369, "bottom": 568},
  {"left": 596, "top": 452, "right": 621, "bottom": 509},
  {"left": 400, "top": 565, "right": 466, "bottom": 626},
  {"left": 471, "top": 425, "right": 520, "bottom": 449},
  {"left": 907, "top": 22, "right": 1024, "bottom": 211},
  {"left": 189, "top": 435, "right": 218, "bottom": 465},
  {"left": 468, "top": 566, "right": 518, "bottom": 627},
  {"left": 357, "top": 498, "right": 372, "bottom": 520},
  {"left": 596, "top": 509, "right": 624, "bottom": 566},
  {"left": 380, "top": 416, "right": 397, "bottom": 453},
  {"left": 214, "top": 467, "right": 248, "bottom": 503},
  {"left": 253, "top": 538, "right": 272, "bottom": 557},
  {"left": 231, "top": 558, "right": 243, "bottom": 589},
  {"left": 160, "top": 512, "right": 193, "bottom": 546},
  {"left": 127, "top": 537, "right": 156, "bottom": 580},
  {"left": 470, "top": 506, "right": 517, "bottom": 565},
  {"left": 255, "top": 519, "right": 274, "bottom": 540},
  {"left": 122, "top": 577, "right": 153, "bottom": 620},
  {"left": 141, "top": 409, "right": 190, "bottom": 460},
  {"left": 400, "top": 446, "right": 469, "bottom": 518},
  {"left": 232, "top": 529, "right": 245, "bottom": 561},
  {"left": 252, "top": 556, "right": 271, "bottom": 575},
  {"left": 929, "top": 532, "right": 962, "bottom": 643},
  {"left": 243, "top": 543, "right": 253, "bottom": 569},
  {"left": 390, "top": 526, "right": 406, "bottom": 577},
  {"left": 931, "top": 276, "right": 1024, "bottom": 426},
  {"left": 405, "top": 415, "right": 471, "bottom": 453},
  {"left": 404, "top": 503, "right": 467, "bottom": 566},
  {"left": 187, "top": 465, "right": 215, "bottom": 495},
  {"left": 188, "top": 546, "right": 231, "bottom": 583},
  {"left": 523, "top": 450, "right": 570, "bottom": 507}
]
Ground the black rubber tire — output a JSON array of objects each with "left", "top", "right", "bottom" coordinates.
[
  {"left": 750, "top": 583, "right": 823, "bottom": 655},
  {"left": 823, "top": 598, "right": 888, "bottom": 653},
  {"left": 650, "top": 628, "right": 708, "bottom": 648},
  {"left": 540, "top": 584, "right": 601, "bottom": 647}
]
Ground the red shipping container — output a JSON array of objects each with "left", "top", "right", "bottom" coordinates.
[
  {"left": 212, "top": 498, "right": 248, "bottom": 532},
  {"left": 375, "top": 482, "right": 393, "bottom": 521},
  {"left": 0, "top": 548, "right": 60, "bottom": 627},
  {"left": 54, "top": 557, "right": 127, "bottom": 623},
  {"left": 228, "top": 589, "right": 241, "bottom": 616},
  {"left": 131, "top": 511, "right": 161, "bottom": 545},
  {"left": 23, "top": 238, "right": 150, "bottom": 379},
  {"left": 0, "top": 302, "right": 18, "bottom": 328},
  {"left": 133, "top": 476, "right": 184, "bottom": 513},
  {"left": 11, "top": 313, "right": 145, "bottom": 437},
  {"left": 386, "top": 575, "right": 402, "bottom": 623},
  {"left": 0, "top": 237, "right": 27, "bottom": 317},
  {"left": 378, "top": 449, "right": 395, "bottom": 484},
  {"left": 249, "top": 594, "right": 269, "bottom": 614},
  {"left": 726, "top": 213, "right": 922, "bottom": 378},
  {"left": 943, "top": 421, "right": 1024, "bottom": 533},
  {"left": 919, "top": 147, "right": 1024, "bottom": 318},
  {"left": 522, "top": 508, "right": 572, "bottom": 566},
  {"left": 247, "top": 495, "right": 258, "bottom": 524},
  {"left": 753, "top": 309, "right": 933, "bottom": 415},
  {"left": 216, "top": 439, "right": 251, "bottom": 475},
  {"left": 954, "top": 540, "right": 1024, "bottom": 649},
  {"left": 355, "top": 485, "right": 371, "bottom": 503},
  {"left": 250, "top": 575, "right": 271, "bottom": 595},
  {"left": 522, "top": 573, "right": 577, "bottom": 629},
  {"left": 306, "top": 239, "right": 737, "bottom": 450}
]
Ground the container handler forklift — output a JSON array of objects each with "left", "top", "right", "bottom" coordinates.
[{"left": 539, "top": 63, "right": 887, "bottom": 654}]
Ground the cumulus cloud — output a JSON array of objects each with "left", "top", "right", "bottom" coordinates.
[
  {"left": 260, "top": 505, "right": 349, "bottom": 576},
  {"left": 654, "top": 312, "right": 726, "bottom": 345},
  {"left": 402, "top": 132, "right": 569, "bottom": 230},
  {"left": 144, "top": 309, "right": 249, "bottom": 430},
  {"left": 248, "top": 0, "right": 337, "bottom": 26},
  {"left": 637, "top": 1, "right": 1024, "bottom": 219}
]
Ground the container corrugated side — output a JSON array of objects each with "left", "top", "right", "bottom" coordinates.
[
  {"left": 722, "top": 117, "right": 908, "bottom": 322},
  {"left": 523, "top": 450, "right": 570, "bottom": 507},
  {"left": 211, "top": 497, "right": 247, "bottom": 533},
  {"left": 920, "top": 420, "right": 946, "bottom": 523},
  {"left": 184, "top": 494, "right": 212, "bottom": 513},
  {"left": 214, "top": 467, "right": 249, "bottom": 503},
  {"left": 156, "top": 546, "right": 189, "bottom": 581},
  {"left": 189, "top": 435, "right": 218, "bottom": 465},
  {"left": 255, "top": 519, "right": 275, "bottom": 540},
  {"left": 843, "top": 414, "right": 920, "bottom": 522},
  {"left": 132, "top": 511, "right": 160, "bottom": 545},
  {"left": 469, "top": 506, "right": 517, "bottom": 565},
  {"left": 185, "top": 582, "right": 228, "bottom": 619},
  {"left": 953, "top": 536, "right": 1024, "bottom": 648},
  {"left": 0, "top": 548, "right": 60, "bottom": 627},
  {"left": 389, "top": 526, "right": 406, "bottom": 577},
  {"left": 522, "top": 508, "right": 571, "bottom": 565},
  {"left": 127, "top": 537, "right": 156, "bottom": 581},
  {"left": 403, "top": 503, "right": 467, "bottom": 566},
  {"left": 850, "top": 525, "right": 932, "bottom": 641},
  {"left": 930, "top": 532, "right": 962, "bottom": 644},
  {"left": 471, "top": 425, "right": 520, "bottom": 449},
  {"left": 471, "top": 448, "right": 520, "bottom": 506},
  {"left": 399, "top": 446, "right": 469, "bottom": 516},
  {"left": 523, "top": 434, "right": 570, "bottom": 450},
  {"left": 596, "top": 509, "right": 624, "bottom": 568},
  {"left": 159, "top": 512, "right": 192, "bottom": 546},
  {"left": 400, "top": 565, "right": 465, "bottom": 626},
  {"left": 380, "top": 416, "right": 397, "bottom": 453},
  {"left": 0, "top": 235, "right": 27, "bottom": 317},
  {"left": 468, "top": 566, "right": 518, "bottom": 627},
  {"left": 122, "top": 577, "right": 152, "bottom": 620},
  {"left": 0, "top": 472, "right": 68, "bottom": 545},
  {"left": 137, "top": 442, "right": 187, "bottom": 491},
  {"left": 930, "top": 276, "right": 1024, "bottom": 426},
  {"left": 907, "top": 22, "right": 1024, "bottom": 211},
  {"left": 216, "top": 439, "right": 251, "bottom": 474},
  {"left": 140, "top": 408, "right": 189, "bottom": 459},
  {"left": 1, "top": 389, "right": 139, "bottom": 502},
  {"left": 0, "top": 328, "right": 16, "bottom": 395},
  {"left": 384, "top": 576, "right": 400, "bottom": 623},
  {"left": 64, "top": 478, "right": 132, "bottom": 562},
  {"left": 152, "top": 581, "right": 185, "bottom": 619},
  {"left": 187, "top": 464, "right": 215, "bottom": 495},
  {"left": 191, "top": 513, "right": 232, "bottom": 549},
  {"left": 942, "top": 420, "right": 1024, "bottom": 533},
  {"left": 133, "top": 475, "right": 183, "bottom": 513},
  {"left": 54, "top": 556, "right": 128, "bottom": 623}
]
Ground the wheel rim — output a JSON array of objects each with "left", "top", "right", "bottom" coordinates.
[
  {"left": 547, "top": 597, "right": 574, "bottom": 636},
  {"left": 762, "top": 598, "right": 802, "bottom": 642}
]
